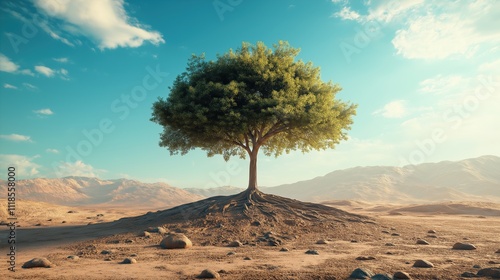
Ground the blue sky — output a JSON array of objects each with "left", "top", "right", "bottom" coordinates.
[{"left": 0, "top": 0, "right": 499, "bottom": 188}]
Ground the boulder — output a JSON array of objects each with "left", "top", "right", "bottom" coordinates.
[
  {"left": 120, "top": 258, "right": 137, "bottom": 264},
  {"left": 22, "top": 258, "right": 54, "bottom": 268},
  {"left": 316, "top": 239, "right": 329, "bottom": 244},
  {"left": 416, "top": 239, "right": 429, "bottom": 245},
  {"left": 197, "top": 269, "right": 220, "bottom": 279},
  {"left": 371, "top": 274, "right": 393, "bottom": 280},
  {"left": 160, "top": 233, "right": 192, "bottom": 249},
  {"left": 453, "top": 242, "right": 477, "bottom": 250},
  {"left": 348, "top": 267, "right": 375, "bottom": 279},
  {"left": 393, "top": 271, "right": 411, "bottom": 279},
  {"left": 413, "top": 259, "right": 434, "bottom": 268},
  {"left": 305, "top": 249, "right": 319, "bottom": 255},
  {"left": 477, "top": 268, "right": 500, "bottom": 278},
  {"left": 228, "top": 240, "right": 243, "bottom": 247}
]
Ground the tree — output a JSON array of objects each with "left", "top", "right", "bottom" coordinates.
[{"left": 151, "top": 41, "right": 356, "bottom": 192}]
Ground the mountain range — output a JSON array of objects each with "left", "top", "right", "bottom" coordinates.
[{"left": 2, "top": 155, "right": 499, "bottom": 207}]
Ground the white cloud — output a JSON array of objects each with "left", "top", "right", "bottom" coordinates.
[
  {"left": 54, "top": 160, "right": 106, "bottom": 177},
  {"left": 333, "top": 6, "right": 360, "bottom": 20},
  {"left": 34, "top": 108, "right": 54, "bottom": 116},
  {"left": 479, "top": 59, "right": 500, "bottom": 74},
  {"left": 0, "top": 154, "right": 41, "bottom": 177},
  {"left": 0, "top": 53, "right": 35, "bottom": 75},
  {"left": 23, "top": 83, "right": 37, "bottom": 89},
  {"left": 0, "top": 134, "right": 33, "bottom": 142},
  {"left": 35, "top": 65, "right": 55, "bottom": 77},
  {"left": 33, "top": 0, "right": 165, "bottom": 49},
  {"left": 373, "top": 100, "right": 408, "bottom": 118},
  {"left": 4, "top": 83, "right": 17, "bottom": 89},
  {"left": 34, "top": 65, "right": 69, "bottom": 79},
  {"left": 0, "top": 53, "right": 19, "bottom": 72},
  {"left": 53, "top": 57, "right": 69, "bottom": 63},
  {"left": 46, "top": 148, "right": 60, "bottom": 154},
  {"left": 391, "top": 1, "right": 500, "bottom": 59},
  {"left": 365, "top": 0, "right": 424, "bottom": 23},
  {"left": 418, "top": 75, "right": 466, "bottom": 94}
]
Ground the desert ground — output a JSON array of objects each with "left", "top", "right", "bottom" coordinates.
[{"left": 1, "top": 199, "right": 499, "bottom": 279}]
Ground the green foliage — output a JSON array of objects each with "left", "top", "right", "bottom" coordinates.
[{"left": 151, "top": 41, "right": 356, "bottom": 161}]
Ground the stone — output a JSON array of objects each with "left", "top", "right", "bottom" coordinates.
[
  {"left": 473, "top": 265, "right": 481, "bottom": 269},
  {"left": 228, "top": 240, "right": 243, "bottom": 247},
  {"left": 371, "top": 274, "right": 393, "bottom": 280},
  {"left": 280, "top": 247, "right": 289, "bottom": 252},
  {"left": 416, "top": 239, "right": 429, "bottom": 245},
  {"left": 452, "top": 242, "right": 477, "bottom": 250},
  {"left": 143, "top": 231, "right": 151, "bottom": 238},
  {"left": 316, "top": 239, "right": 329, "bottom": 244},
  {"left": 147, "top": 226, "right": 167, "bottom": 234},
  {"left": 461, "top": 272, "right": 477, "bottom": 278},
  {"left": 67, "top": 255, "right": 79, "bottom": 260},
  {"left": 243, "top": 257, "right": 252, "bottom": 260},
  {"left": 160, "top": 233, "right": 192, "bottom": 249},
  {"left": 305, "top": 249, "right": 319, "bottom": 255},
  {"left": 348, "top": 267, "right": 375, "bottom": 279},
  {"left": 413, "top": 259, "right": 434, "bottom": 268},
  {"left": 382, "top": 230, "right": 390, "bottom": 234},
  {"left": 197, "top": 269, "right": 220, "bottom": 279},
  {"left": 101, "top": 249, "right": 114, "bottom": 255},
  {"left": 251, "top": 221, "right": 261, "bottom": 226},
  {"left": 391, "top": 233, "right": 401, "bottom": 236},
  {"left": 22, "top": 258, "right": 54, "bottom": 268},
  {"left": 428, "top": 230, "right": 436, "bottom": 234},
  {"left": 120, "top": 258, "right": 136, "bottom": 264},
  {"left": 227, "top": 251, "right": 236, "bottom": 256},
  {"left": 477, "top": 267, "right": 500, "bottom": 278},
  {"left": 393, "top": 271, "right": 411, "bottom": 279},
  {"left": 385, "top": 243, "right": 395, "bottom": 246},
  {"left": 496, "top": 249, "right": 500, "bottom": 253}
]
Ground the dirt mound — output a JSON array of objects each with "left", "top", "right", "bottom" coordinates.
[{"left": 389, "top": 202, "right": 500, "bottom": 216}]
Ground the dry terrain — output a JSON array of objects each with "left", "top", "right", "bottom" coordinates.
[{"left": 1, "top": 198, "right": 499, "bottom": 279}]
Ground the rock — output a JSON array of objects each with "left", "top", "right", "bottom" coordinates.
[
  {"left": 393, "top": 271, "right": 411, "bottom": 279},
  {"left": 283, "top": 219, "right": 297, "bottom": 226},
  {"left": 130, "top": 253, "right": 138, "bottom": 257},
  {"left": 348, "top": 267, "right": 375, "bottom": 279},
  {"left": 125, "top": 239, "right": 134, "bottom": 243},
  {"left": 382, "top": 230, "right": 390, "bottom": 234},
  {"left": 453, "top": 242, "right": 477, "bottom": 250},
  {"left": 477, "top": 267, "right": 500, "bottom": 278},
  {"left": 416, "top": 239, "right": 430, "bottom": 245},
  {"left": 371, "top": 274, "right": 393, "bottom": 280},
  {"left": 228, "top": 240, "right": 243, "bottom": 247},
  {"left": 428, "top": 230, "right": 436, "bottom": 234},
  {"left": 489, "top": 261, "right": 500, "bottom": 264},
  {"left": 101, "top": 249, "right": 114, "bottom": 255},
  {"left": 104, "top": 258, "right": 112, "bottom": 261},
  {"left": 427, "top": 235, "right": 437, "bottom": 238},
  {"left": 147, "top": 226, "right": 167, "bottom": 234},
  {"left": 391, "top": 233, "right": 401, "bottom": 236},
  {"left": 473, "top": 265, "right": 481, "bottom": 269},
  {"left": 356, "top": 256, "right": 376, "bottom": 261},
  {"left": 280, "top": 247, "right": 289, "bottom": 252},
  {"left": 413, "top": 259, "right": 434, "bottom": 268},
  {"left": 391, "top": 227, "right": 396, "bottom": 230},
  {"left": 385, "top": 243, "right": 395, "bottom": 246},
  {"left": 251, "top": 221, "right": 261, "bottom": 226},
  {"left": 496, "top": 249, "right": 500, "bottom": 253},
  {"left": 243, "top": 257, "right": 252, "bottom": 260},
  {"left": 461, "top": 271, "right": 477, "bottom": 278},
  {"left": 143, "top": 231, "right": 151, "bottom": 238},
  {"left": 305, "top": 249, "right": 319, "bottom": 255},
  {"left": 62, "top": 221, "right": 67, "bottom": 223},
  {"left": 67, "top": 210, "right": 77, "bottom": 213},
  {"left": 120, "top": 258, "right": 136, "bottom": 264},
  {"left": 316, "top": 239, "right": 329, "bottom": 244},
  {"left": 227, "top": 251, "right": 236, "bottom": 256},
  {"left": 67, "top": 255, "right": 79, "bottom": 260},
  {"left": 351, "top": 240, "right": 358, "bottom": 243},
  {"left": 197, "top": 269, "right": 220, "bottom": 279},
  {"left": 22, "top": 258, "right": 54, "bottom": 268},
  {"left": 160, "top": 233, "right": 192, "bottom": 249}
]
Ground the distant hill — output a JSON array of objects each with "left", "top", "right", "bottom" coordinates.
[
  {"left": 264, "top": 155, "right": 500, "bottom": 203},
  {"left": 184, "top": 186, "right": 245, "bottom": 197},
  {"left": 1, "top": 177, "right": 204, "bottom": 208}
]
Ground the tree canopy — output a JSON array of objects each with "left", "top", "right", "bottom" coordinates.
[{"left": 151, "top": 41, "right": 357, "bottom": 191}]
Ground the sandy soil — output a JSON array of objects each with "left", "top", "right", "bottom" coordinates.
[{"left": 1, "top": 200, "right": 499, "bottom": 279}]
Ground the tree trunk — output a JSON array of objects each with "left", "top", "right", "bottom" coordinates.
[{"left": 247, "top": 147, "right": 259, "bottom": 192}]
